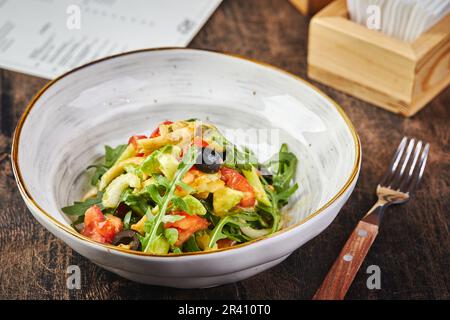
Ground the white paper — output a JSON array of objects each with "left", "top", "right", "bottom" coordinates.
[{"left": 0, "top": 0, "right": 222, "bottom": 79}]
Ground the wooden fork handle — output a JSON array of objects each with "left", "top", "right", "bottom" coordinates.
[{"left": 313, "top": 220, "right": 379, "bottom": 300}]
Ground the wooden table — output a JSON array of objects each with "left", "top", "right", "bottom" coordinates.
[{"left": 0, "top": 0, "right": 448, "bottom": 300}]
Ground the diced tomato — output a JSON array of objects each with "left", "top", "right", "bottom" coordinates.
[
  {"left": 82, "top": 205, "right": 104, "bottom": 236},
  {"left": 217, "top": 239, "right": 236, "bottom": 249},
  {"left": 81, "top": 205, "right": 123, "bottom": 244},
  {"left": 128, "top": 135, "right": 147, "bottom": 150},
  {"left": 150, "top": 120, "right": 173, "bottom": 138},
  {"left": 220, "top": 167, "right": 256, "bottom": 207},
  {"left": 96, "top": 220, "right": 117, "bottom": 243},
  {"left": 164, "top": 211, "right": 209, "bottom": 247},
  {"left": 105, "top": 215, "right": 123, "bottom": 232}
]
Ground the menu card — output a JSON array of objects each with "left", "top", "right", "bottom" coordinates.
[{"left": 0, "top": 0, "right": 222, "bottom": 78}]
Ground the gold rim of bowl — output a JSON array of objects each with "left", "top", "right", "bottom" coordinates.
[{"left": 11, "top": 47, "right": 361, "bottom": 258}]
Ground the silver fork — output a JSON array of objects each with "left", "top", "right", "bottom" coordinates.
[{"left": 313, "top": 137, "right": 430, "bottom": 300}]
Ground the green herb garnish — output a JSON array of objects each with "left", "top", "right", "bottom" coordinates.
[
  {"left": 61, "top": 192, "right": 103, "bottom": 216},
  {"left": 142, "top": 146, "right": 197, "bottom": 253},
  {"left": 87, "top": 144, "right": 127, "bottom": 186},
  {"left": 260, "top": 143, "right": 299, "bottom": 232}
]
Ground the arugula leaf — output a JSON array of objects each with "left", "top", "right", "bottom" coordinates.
[
  {"left": 87, "top": 144, "right": 127, "bottom": 186},
  {"left": 223, "top": 142, "right": 258, "bottom": 171},
  {"left": 260, "top": 143, "right": 299, "bottom": 232},
  {"left": 222, "top": 226, "right": 249, "bottom": 242},
  {"left": 146, "top": 184, "right": 163, "bottom": 206},
  {"left": 170, "top": 196, "right": 190, "bottom": 213},
  {"left": 236, "top": 211, "right": 268, "bottom": 228},
  {"left": 264, "top": 144, "right": 298, "bottom": 193},
  {"left": 104, "top": 144, "right": 127, "bottom": 167},
  {"left": 177, "top": 181, "right": 195, "bottom": 193},
  {"left": 62, "top": 192, "right": 103, "bottom": 216},
  {"left": 210, "top": 212, "right": 268, "bottom": 243},
  {"left": 137, "top": 233, "right": 147, "bottom": 249},
  {"left": 121, "top": 190, "right": 151, "bottom": 216},
  {"left": 208, "top": 215, "right": 246, "bottom": 248},
  {"left": 87, "top": 165, "right": 107, "bottom": 186},
  {"left": 70, "top": 215, "right": 85, "bottom": 230},
  {"left": 161, "top": 214, "right": 185, "bottom": 223},
  {"left": 142, "top": 146, "right": 197, "bottom": 253},
  {"left": 274, "top": 183, "right": 298, "bottom": 207},
  {"left": 183, "top": 235, "right": 201, "bottom": 252},
  {"left": 154, "top": 175, "right": 170, "bottom": 189}
]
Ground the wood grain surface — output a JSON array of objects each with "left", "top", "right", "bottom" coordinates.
[{"left": 0, "top": 0, "right": 449, "bottom": 300}]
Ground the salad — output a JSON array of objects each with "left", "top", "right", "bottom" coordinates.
[{"left": 62, "top": 120, "right": 298, "bottom": 254}]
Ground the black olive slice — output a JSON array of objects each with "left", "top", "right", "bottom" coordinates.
[
  {"left": 195, "top": 147, "right": 223, "bottom": 174},
  {"left": 221, "top": 149, "right": 227, "bottom": 161},
  {"left": 112, "top": 230, "right": 141, "bottom": 251}
]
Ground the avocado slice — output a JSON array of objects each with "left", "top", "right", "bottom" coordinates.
[
  {"left": 242, "top": 166, "right": 271, "bottom": 206},
  {"left": 158, "top": 153, "right": 179, "bottom": 180},
  {"left": 141, "top": 145, "right": 181, "bottom": 180},
  {"left": 146, "top": 236, "right": 170, "bottom": 254},
  {"left": 183, "top": 195, "right": 207, "bottom": 215},
  {"left": 213, "top": 187, "right": 243, "bottom": 216},
  {"left": 102, "top": 173, "right": 140, "bottom": 208}
]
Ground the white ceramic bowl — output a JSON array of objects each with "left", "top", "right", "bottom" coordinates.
[{"left": 12, "top": 48, "right": 361, "bottom": 288}]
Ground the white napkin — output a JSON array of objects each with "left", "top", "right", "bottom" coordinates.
[{"left": 347, "top": 0, "right": 450, "bottom": 42}]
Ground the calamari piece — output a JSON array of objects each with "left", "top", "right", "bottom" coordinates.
[
  {"left": 115, "top": 144, "right": 137, "bottom": 164},
  {"left": 240, "top": 226, "right": 270, "bottom": 239},
  {"left": 137, "top": 126, "right": 194, "bottom": 153},
  {"left": 102, "top": 173, "right": 141, "bottom": 208},
  {"left": 98, "top": 157, "right": 143, "bottom": 191},
  {"left": 176, "top": 170, "right": 225, "bottom": 197},
  {"left": 81, "top": 186, "right": 98, "bottom": 201},
  {"left": 131, "top": 215, "right": 147, "bottom": 235}
]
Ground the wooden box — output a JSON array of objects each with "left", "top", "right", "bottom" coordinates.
[
  {"left": 307, "top": 0, "right": 450, "bottom": 117},
  {"left": 289, "top": 0, "right": 334, "bottom": 16}
]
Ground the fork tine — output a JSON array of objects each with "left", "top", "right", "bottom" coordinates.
[
  {"left": 390, "top": 138, "right": 415, "bottom": 189},
  {"left": 406, "top": 143, "right": 430, "bottom": 194},
  {"left": 398, "top": 140, "right": 422, "bottom": 191},
  {"left": 379, "top": 136, "right": 408, "bottom": 187},
  {"left": 385, "top": 139, "right": 415, "bottom": 189}
]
